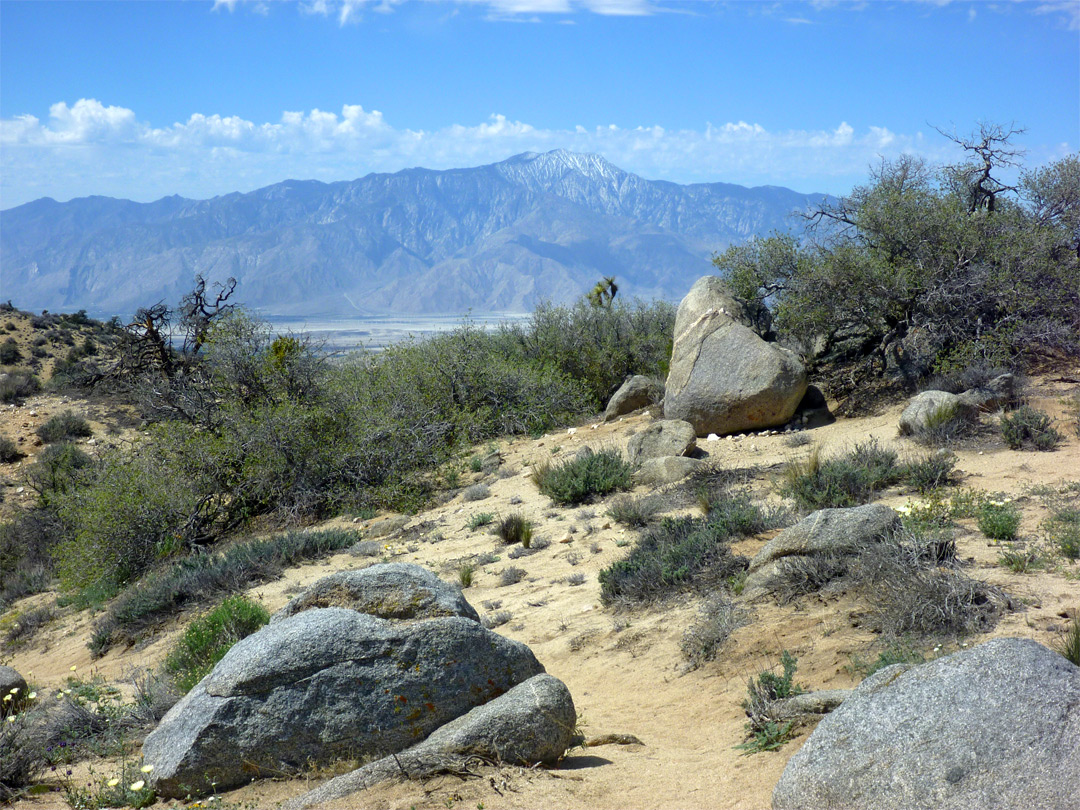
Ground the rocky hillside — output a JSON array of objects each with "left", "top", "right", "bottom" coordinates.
[{"left": 0, "top": 150, "right": 826, "bottom": 317}]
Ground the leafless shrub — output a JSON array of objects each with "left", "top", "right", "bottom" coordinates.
[
  {"left": 498, "top": 567, "right": 527, "bottom": 587},
  {"left": 680, "top": 596, "right": 750, "bottom": 670},
  {"left": 567, "top": 573, "right": 587, "bottom": 586}
]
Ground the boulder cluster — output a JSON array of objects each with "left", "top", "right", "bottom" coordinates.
[{"left": 142, "top": 564, "right": 576, "bottom": 802}]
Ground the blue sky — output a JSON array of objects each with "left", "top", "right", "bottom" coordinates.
[{"left": 1, "top": 0, "right": 1077, "bottom": 208}]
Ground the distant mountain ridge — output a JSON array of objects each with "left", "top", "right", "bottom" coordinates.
[{"left": 0, "top": 150, "right": 827, "bottom": 317}]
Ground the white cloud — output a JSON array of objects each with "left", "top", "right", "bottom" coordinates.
[{"left": 1, "top": 99, "right": 1044, "bottom": 207}]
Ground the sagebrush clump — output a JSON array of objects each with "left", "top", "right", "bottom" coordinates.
[{"left": 532, "top": 448, "right": 633, "bottom": 505}]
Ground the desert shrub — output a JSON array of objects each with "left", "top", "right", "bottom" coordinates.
[
  {"left": 977, "top": 500, "right": 1022, "bottom": 541},
  {"left": 23, "top": 442, "right": 92, "bottom": 504},
  {"left": 0, "top": 436, "right": 19, "bottom": 463},
  {"left": 736, "top": 650, "right": 804, "bottom": 754},
  {"left": 846, "top": 641, "right": 926, "bottom": 679},
  {"left": 1, "top": 702, "right": 48, "bottom": 801},
  {"left": 782, "top": 441, "right": 902, "bottom": 511},
  {"left": 494, "top": 513, "right": 533, "bottom": 546},
  {"left": 907, "top": 402, "right": 978, "bottom": 446},
  {"left": 605, "top": 494, "right": 662, "bottom": 527},
  {"left": 464, "top": 484, "right": 490, "bottom": 502},
  {"left": 458, "top": 563, "right": 474, "bottom": 588},
  {"left": 0, "top": 372, "right": 39, "bottom": 403},
  {"left": 0, "top": 338, "right": 21, "bottom": 365},
  {"left": 997, "top": 543, "right": 1043, "bottom": 573},
  {"left": 924, "top": 360, "right": 1013, "bottom": 395},
  {"left": 163, "top": 595, "right": 270, "bottom": 692},
  {"left": 3, "top": 605, "right": 54, "bottom": 648},
  {"left": 467, "top": 512, "right": 495, "bottom": 530},
  {"left": 498, "top": 566, "right": 526, "bottom": 587},
  {"left": 51, "top": 446, "right": 200, "bottom": 601},
  {"left": 901, "top": 452, "right": 956, "bottom": 494},
  {"left": 532, "top": 448, "right": 633, "bottom": 505},
  {"left": 599, "top": 494, "right": 775, "bottom": 604},
  {"left": 89, "top": 528, "right": 356, "bottom": 656},
  {"left": 859, "top": 539, "right": 1007, "bottom": 638},
  {"left": 1000, "top": 406, "right": 1062, "bottom": 451},
  {"left": 36, "top": 411, "right": 93, "bottom": 443},
  {"left": 1056, "top": 616, "right": 1080, "bottom": 666},
  {"left": 0, "top": 509, "right": 63, "bottom": 606},
  {"left": 680, "top": 595, "right": 748, "bottom": 670},
  {"left": 494, "top": 298, "right": 676, "bottom": 406}
]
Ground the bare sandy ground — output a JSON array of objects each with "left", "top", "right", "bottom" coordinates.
[{"left": 3, "top": 368, "right": 1079, "bottom": 810}]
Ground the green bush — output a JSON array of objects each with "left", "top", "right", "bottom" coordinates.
[
  {"left": 0, "top": 339, "right": 21, "bottom": 365},
  {"left": 901, "top": 452, "right": 956, "bottom": 494},
  {"left": 599, "top": 493, "right": 776, "bottom": 603},
  {"left": 0, "top": 372, "right": 39, "bottom": 403},
  {"left": 0, "top": 509, "right": 62, "bottom": 607},
  {"left": 736, "top": 650, "right": 804, "bottom": 754},
  {"left": 846, "top": 641, "right": 926, "bottom": 679},
  {"left": 908, "top": 402, "right": 976, "bottom": 446},
  {"left": 163, "top": 596, "right": 270, "bottom": 692},
  {"left": 532, "top": 448, "right": 633, "bottom": 505},
  {"left": 782, "top": 441, "right": 903, "bottom": 511},
  {"left": 36, "top": 411, "right": 93, "bottom": 443},
  {"left": 997, "top": 544, "right": 1043, "bottom": 573},
  {"left": 494, "top": 513, "right": 533, "bottom": 546},
  {"left": 467, "top": 512, "right": 495, "bottom": 530},
  {"left": 0, "top": 436, "right": 19, "bottom": 463},
  {"left": 1055, "top": 616, "right": 1080, "bottom": 666},
  {"left": 52, "top": 445, "right": 199, "bottom": 601},
  {"left": 977, "top": 501, "right": 1021, "bottom": 541},
  {"left": 24, "top": 443, "right": 92, "bottom": 504},
  {"left": 89, "top": 528, "right": 356, "bottom": 656},
  {"left": 1000, "top": 406, "right": 1062, "bottom": 451},
  {"left": 606, "top": 494, "right": 662, "bottom": 527},
  {"left": 494, "top": 298, "right": 676, "bottom": 406}
]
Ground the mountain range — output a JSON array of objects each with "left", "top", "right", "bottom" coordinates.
[{"left": 0, "top": 150, "right": 827, "bottom": 317}]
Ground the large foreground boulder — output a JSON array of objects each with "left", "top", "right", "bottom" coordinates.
[
  {"left": 144, "top": 608, "right": 545, "bottom": 798},
  {"left": 286, "top": 674, "right": 577, "bottom": 809},
  {"left": 271, "top": 563, "right": 479, "bottom": 623},
  {"left": 743, "top": 505, "right": 900, "bottom": 599},
  {"left": 665, "top": 309, "right": 807, "bottom": 436},
  {"left": 773, "top": 638, "right": 1080, "bottom": 810}
]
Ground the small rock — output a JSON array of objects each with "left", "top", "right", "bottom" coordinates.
[
  {"left": 707, "top": 433, "right": 719, "bottom": 442},
  {"left": 559, "top": 534, "right": 574, "bottom": 544}
]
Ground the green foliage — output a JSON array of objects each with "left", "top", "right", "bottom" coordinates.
[
  {"left": 782, "top": 441, "right": 903, "bottom": 510},
  {"left": 1044, "top": 500, "right": 1080, "bottom": 560},
  {"left": 35, "top": 411, "right": 93, "bottom": 443},
  {"left": 1000, "top": 406, "right": 1062, "bottom": 451},
  {"left": 605, "top": 494, "right": 662, "bottom": 527},
  {"left": 494, "top": 513, "right": 533, "bottom": 546},
  {"left": 0, "top": 338, "right": 21, "bottom": 365},
  {"left": 532, "top": 448, "right": 633, "bottom": 505},
  {"left": 88, "top": 528, "right": 356, "bottom": 656},
  {"left": 164, "top": 595, "right": 270, "bottom": 692},
  {"left": 24, "top": 443, "right": 92, "bottom": 504},
  {"left": 51, "top": 444, "right": 200, "bottom": 600},
  {"left": 716, "top": 143, "right": 1079, "bottom": 382},
  {"left": 494, "top": 297, "right": 676, "bottom": 406},
  {"left": 846, "top": 641, "right": 926, "bottom": 679},
  {"left": 458, "top": 564, "right": 474, "bottom": 588},
  {"left": 0, "top": 436, "right": 19, "bottom": 463},
  {"left": 1055, "top": 616, "right": 1080, "bottom": 666},
  {"left": 599, "top": 493, "right": 775, "bottom": 603},
  {"left": 467, "top": 512, "right": 495, "bottom": 530},
  {"left": 901, "top": 452, "right": 956, "bottom": 494},
  {"left": 0, "top": 371, "right": 40, "bottom": 403},
  {"left": 977, "top": 501, "right": 1022, "bottom": 541},
  {"left": 997, "top": 543, "right": 1043, "bottom": 573},
  {"left": 908, "top": 402, "right": 976, "bottom": 447},
  {"left": 736, "top": 651, "right": 804, "bottom": 754}
]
